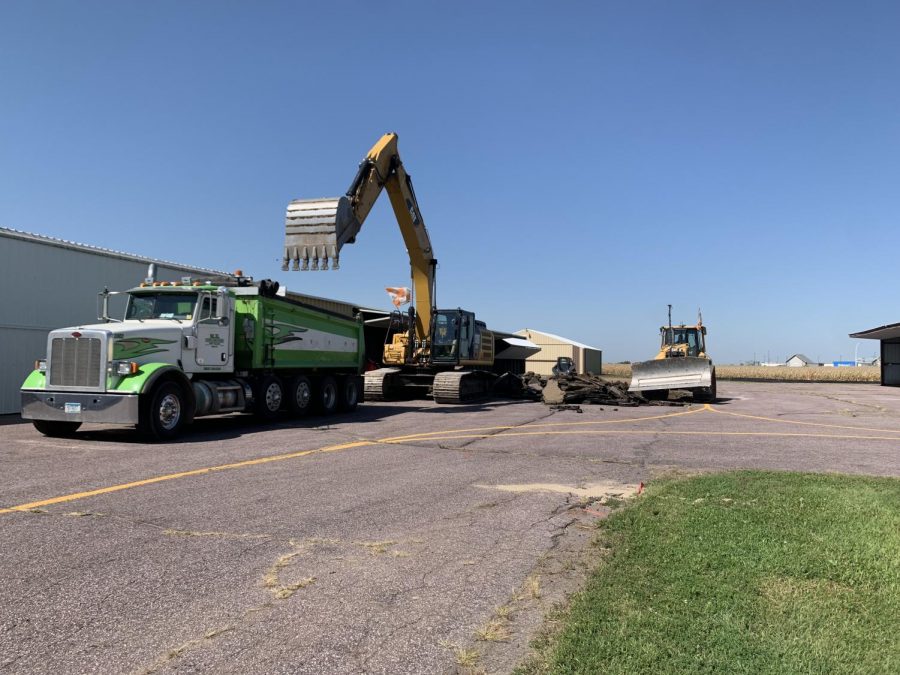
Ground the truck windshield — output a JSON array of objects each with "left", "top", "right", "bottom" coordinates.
[{"left": 126, "top": 293, "right": 198, "bottom": 320}]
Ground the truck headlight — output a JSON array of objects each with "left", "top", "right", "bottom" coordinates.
[
  {"left": 35, "top": 359, "right": 47, "bottom": 373},
  {"left": 116, "top": 361, "right": 139, "bottom": 375}
]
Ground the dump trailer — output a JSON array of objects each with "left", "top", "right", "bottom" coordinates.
[
  {"left": 628, "top": 306, "right": 716, "bottom": 402},
  {"left": 21, "top": 270, "right": 365, "bottom": 440}
]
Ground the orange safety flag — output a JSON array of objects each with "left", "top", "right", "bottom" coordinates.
[{"left": 385, "top": 287, "right": 411, "bottom": 307}]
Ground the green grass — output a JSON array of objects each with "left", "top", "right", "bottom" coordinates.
[{"left": 521, "top": 471, "right": 900, "bottom": 674}]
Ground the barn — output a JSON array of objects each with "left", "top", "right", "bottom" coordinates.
[{"left": 514, "top": 328, "right": 602, "bottom": 376}]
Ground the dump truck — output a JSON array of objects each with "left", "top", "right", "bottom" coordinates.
[
  {"left": 283, "top": 132, "right": 497, "bottom": 403},
  {"left": 21, "top": 269, "right": 365, "bottom": 440},
  {"left": 628, "top": 306, "right": 716, "bottom": 402}
]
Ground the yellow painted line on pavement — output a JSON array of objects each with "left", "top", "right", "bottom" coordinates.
[
  {"left": 382, "top": 429, "right": 900, "bottom": 443},
  {"left": 0, "top": 440, "right": 374, "bottom": 516},
  {"left": 380, "top": 405, "right": 707, "bottom": 443},
  {"left": 707, "top": 404, "right": 900, "bottom": 435}
]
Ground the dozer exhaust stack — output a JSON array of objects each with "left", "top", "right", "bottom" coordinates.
[{"left": 282, "top": 196, "right": 362, "bottom": 271}]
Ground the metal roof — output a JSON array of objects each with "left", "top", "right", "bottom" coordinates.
[
  {"left": 1, "top": 226, "right": 392, "bottom": 317},
  {"left": 0, "top": 226, "right": 230, "bottom": 276},
  {"left": 850, "top": 322, "right": 900, "bottom": 341},
  {"left": 786, "top": 354, "right": 815, "bottom": 363},
  {"left": 515, "top": 328, "right": 600, "bottom": 351}
]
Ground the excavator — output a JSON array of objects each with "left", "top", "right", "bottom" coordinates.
[
  {"left": 282, "top": 132, "right": 495, "bottom": 403},
  {"left": 628, "top": 306, "right": 716, "bottom": 402}
]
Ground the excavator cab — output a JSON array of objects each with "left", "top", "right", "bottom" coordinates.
[{"left": 431, "top": 309, "right": 472, "bottom": 363}]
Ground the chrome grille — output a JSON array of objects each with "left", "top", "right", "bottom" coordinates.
[{"left": 49, "top": 337, "right": 103, "bottom": 388}]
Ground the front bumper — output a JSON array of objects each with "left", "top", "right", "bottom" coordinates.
[{"left": 21, "top": 390, "right": 140, "bottom": 425}]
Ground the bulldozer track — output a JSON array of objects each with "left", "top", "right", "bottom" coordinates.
[{"left": 432, "top": 370, "right": 494, "bottom": 404}]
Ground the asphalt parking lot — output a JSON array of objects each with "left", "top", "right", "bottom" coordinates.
[{"left": 2, "top": 381, "right": 900, "bottom": 674}]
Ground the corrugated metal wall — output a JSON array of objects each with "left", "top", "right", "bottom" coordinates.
[
  {"left": 0, "top": 235, "right": 218, "bottom": 414},
  {"left": 579, "top": 347, "right": 603, "bottom": 375}
]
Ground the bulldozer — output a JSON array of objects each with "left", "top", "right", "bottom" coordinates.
[{"left": 629, "top": 306, "right": 716, "bottom": 402}]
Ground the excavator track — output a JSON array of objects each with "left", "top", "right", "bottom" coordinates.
[
  {"left": 363, "top": 368, "right": 400, "bottom": 402},
  {"left": 432, "top": 370, "right": 495, "bottom": 404}
]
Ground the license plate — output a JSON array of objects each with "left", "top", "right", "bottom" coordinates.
[{"left": 64, "top": 402, "right": 82, "bottom": 414}]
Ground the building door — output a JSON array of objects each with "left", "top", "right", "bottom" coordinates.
[{"left": 882, "top": 341, "right": 900, "bottom": 386}]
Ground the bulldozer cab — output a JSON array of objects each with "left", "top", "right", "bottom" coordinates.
[{"left": 660, "top": 325, "right": 706, "bottom": 358}]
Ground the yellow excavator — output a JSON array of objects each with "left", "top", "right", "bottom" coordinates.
[
  {"left": 628, "top": 306, "right": 716, "bottom": 402},
  {"left": 282, "top": 132, "right": 495, "bottom": 403}
]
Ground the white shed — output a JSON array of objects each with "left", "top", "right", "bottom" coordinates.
[
  {"left": 785, "top": 354, "right": 818, "bottom": 367},
  {"left": 514, "top": 328, "right": 602, "bottom": 376}
]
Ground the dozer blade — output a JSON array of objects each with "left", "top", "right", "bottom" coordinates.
[
  {"left": 629, "top": 357, "right": 713, "bottom": 393},
  {"left": 282, "top": 196, "right": 362, "bottom": 271}
]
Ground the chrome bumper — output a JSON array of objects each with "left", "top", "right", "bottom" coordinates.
[{"left": 21, "top": 391, "right": 140, "bottom": 424}]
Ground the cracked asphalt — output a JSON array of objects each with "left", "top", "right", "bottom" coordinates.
[{"left": 2, "top": 381, "right": 900, "bottom": 674}]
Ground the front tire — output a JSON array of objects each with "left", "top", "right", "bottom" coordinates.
[
  {"left": 32, "top": 420, "right": 81, "bottom": 438},
  {"left": 140, "top": 381, "right": 186, "bottom": 441}
]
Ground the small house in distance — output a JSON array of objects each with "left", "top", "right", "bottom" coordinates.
[
  {"left": 785, "top": 354, "right": 818, "bottom": 367},
  {"left": 515, "top": 329, "right": 602, "bottom": 376}
]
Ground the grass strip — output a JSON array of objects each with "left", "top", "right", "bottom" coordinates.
[{"left": 521, "top": 471, "right": 900, "bottom": 674}]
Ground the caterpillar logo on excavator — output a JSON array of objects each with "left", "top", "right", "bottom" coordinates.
[{"left": 628, "top": 305, "right": 717, "bottom": 402}]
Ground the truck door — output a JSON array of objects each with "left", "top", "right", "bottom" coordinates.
[{"left": 194, "top": 292, "right": 233, "bottom": 370}]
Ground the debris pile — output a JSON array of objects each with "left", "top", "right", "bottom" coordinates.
[{"left": 514, "top": 372, "right": 685, "bottom": 407}]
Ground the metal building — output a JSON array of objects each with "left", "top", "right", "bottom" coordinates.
[
  {"left": 850, "top": 323, "right": 900, "bottom": 386},
  {"left": 514, "top": 328, "right": 602, "bottom": 376},
  {"left": 0, "top": 228, "right": 237, "bottom": 414}
]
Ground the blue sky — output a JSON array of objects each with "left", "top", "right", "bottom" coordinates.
[{"left": 3, "top": 1, "right": 898, "bottom": 363}]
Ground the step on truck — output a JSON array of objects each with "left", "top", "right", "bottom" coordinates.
[{"left": 21, "top": 268, "right": 365, "bottom": 440}]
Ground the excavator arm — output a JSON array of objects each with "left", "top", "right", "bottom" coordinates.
[{"left": 283, "top": 133, "right": 435, "bottom": 340}]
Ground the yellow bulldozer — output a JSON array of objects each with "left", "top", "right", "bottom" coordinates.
[{"left": 628, "top": 306, "right": 716, "bottom": 402}]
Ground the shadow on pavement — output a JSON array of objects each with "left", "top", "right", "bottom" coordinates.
[{"left": 0, "top": 414, "right": 29, "bottom": 426}]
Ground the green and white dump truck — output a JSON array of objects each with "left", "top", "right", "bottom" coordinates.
[{"left": 21, "top": 269, "right": 365, "bottom": 440}]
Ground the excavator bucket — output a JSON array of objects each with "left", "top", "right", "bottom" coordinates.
[
  {"left": 629, "top": 357, "right": 713, "bottom": 394},
  {"left": 282, "top": 196, "right": 362, "bottom": 271}
]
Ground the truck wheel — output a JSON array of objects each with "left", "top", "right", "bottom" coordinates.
[
  {"left": 32, "top": 420, "right": 81, "bottom": 438},
  {"left": 255, "top": 375, "right": 284, "bottom": 420},
  {"left": 140, "top": 381, "right": 186, "bottom": 441},
  {"left": 288, "top": 375, "right": 313, "bottom": 417},
  {"left": 316, "top": 375, "right": 338, "bottom": 414},
  {"left": 338, "top": 376, "right": 361, "bottom": 412}
]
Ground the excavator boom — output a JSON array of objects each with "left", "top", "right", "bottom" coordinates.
[{"left": 283, "top": 133, "right": 435, "bottom": 340}]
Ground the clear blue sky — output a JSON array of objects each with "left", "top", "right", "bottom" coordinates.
[{"left": 3, "top": 1, "right": 898, "bottom": 363}]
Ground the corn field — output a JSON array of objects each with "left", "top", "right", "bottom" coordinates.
[{"left": 602, "top": 363, "right": 880, "bottom": 383}]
